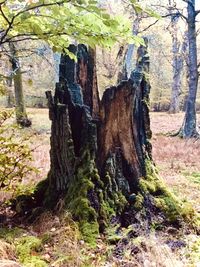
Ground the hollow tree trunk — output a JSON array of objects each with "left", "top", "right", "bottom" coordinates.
[
  {"left": 44, "top": 42, "right": 151, "bottom": 238},
  {"left": 9, "top": 43, "right": 31, "bottom": 127},
  {"left": 179, "top": 0, "right": 199, "bottom": 137},
  {"left": 41, "top": 42, "right": 187, "bottom": 244}
]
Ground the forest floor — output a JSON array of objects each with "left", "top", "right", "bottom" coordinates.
[{"left": 0, "top": 109, "right": 200, "bottom": 267}]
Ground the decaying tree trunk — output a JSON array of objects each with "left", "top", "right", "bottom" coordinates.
[{"left": 39, "top": 41, "right": 190, "bottom": 244}]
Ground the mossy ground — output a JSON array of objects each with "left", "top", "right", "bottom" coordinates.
[
  {"left": 0, "top": 228, "right": 47, "bottom": 267},
  {"left": 0, "top": 212, "right": 92, "bottom": 266},
  {"left": 15, "top": 236, "right": 47, "bottom": 267},
  {"left": 138, "top": 159, "right": 197, "bottom": 226}
]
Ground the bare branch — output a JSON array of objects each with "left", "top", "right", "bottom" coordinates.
[
  {"left": 0, "top": 4, "right": 10, "bottom": 25},
  {"left": 195, "top": 10, "right": 200, "bottom": 16}
]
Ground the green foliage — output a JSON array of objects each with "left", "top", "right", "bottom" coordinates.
[
  {"left": 129, "top": 0, "right": 161, "bottom": 18},
  {"left": 15, "top": 235, "right": 47, "bottom": 267},
  {"left": 0, "top": 227, "right": 25, "bottom": 243},
  {"left": 0, "top": 0, "right": 145, "bottom": 53},
  {"left": 0, "top": 110, "right": 37, "bottom": 193}
]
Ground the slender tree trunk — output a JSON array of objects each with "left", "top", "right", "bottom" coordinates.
[
  {"left": 180, "top": 0, "right": 199, "bottom": 137},
  {"left": 6, "top": 88, "right": 14, "bottom": 108},
  {"left": 169, "top": 15, "right": 187, "bottom": 113},
  {"left": 9, "top": 43, "right": 31, "bottom": 127}
]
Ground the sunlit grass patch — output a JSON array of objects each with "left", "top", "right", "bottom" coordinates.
[{"left": 182, "top": 171, "right": 200, "bottom": 185}]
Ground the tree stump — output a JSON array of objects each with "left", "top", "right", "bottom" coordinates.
[{"left": 42, "top": 42, "right": 194, "bottom": 245}]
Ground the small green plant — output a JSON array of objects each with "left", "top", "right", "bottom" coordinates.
[
  {"left": 0, "top": 110, "right": 37, "bottom": 193},
  {"left": 0, "top": 227, "right": 25, "bottom": 243},
  {"left": 15, "top": 235, "right": 47, "bottom": 267}
]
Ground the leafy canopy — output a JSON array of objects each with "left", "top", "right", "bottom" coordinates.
[{"left": 0, "top": 0, "right": 145, "bottom": 55}]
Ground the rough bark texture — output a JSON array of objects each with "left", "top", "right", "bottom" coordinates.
[
  {"left": 41, "top": 43, "right": 190, "bottom": 244},
  {"left": 44, "top": 43, "right": 151, "bottom": 238},
  {"left": 180, "top": 0, "right": 199, "bottom": 137},
  {"left": 77, "top": 45, "right": 100, "bottom": 118},
  {"left": 9, "top": 43, "right": 31, "bottom": 127}
]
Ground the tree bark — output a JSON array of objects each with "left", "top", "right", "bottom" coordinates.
[
  {"left": 9, "top": 43, "right": 31, "bottom": 127},
  {"left": 179, "top": 0, "right": 199, "bottom": 137},
  {"left": 169, "top": 14, "right": 187, "bottom": 113},
  {"left": 39, "top": 42, "right": 188, "bottom": 244},
  {"left": 44, "top": 43, "right": 151, "bottom": 236}
]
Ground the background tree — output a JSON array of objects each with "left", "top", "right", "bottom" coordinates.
[
  {"left": 168, "top": 1, "right": 188, "bottom": 113},
  {"left": 179, "top": 0, "right": 200, "bottom": 137},
  {"left": 9, "top": 42, "right": 32, "bottom": 127}
]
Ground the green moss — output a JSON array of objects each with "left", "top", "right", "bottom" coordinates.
[
  {"left": 106, "top": 224, "right": 121, "bottom": 244},
  {"left": 65, "top": 158, "right": 99, "bottom": 247},
  {"left": 0, "top": 227, "right": 25, "bottom": 243},
  {"left": 180, "top": 202, "right": 195, "bottom": 221},
  {"left": 92, "top": 168, "right": 104, "bottom": 188},
  {"left": 21, "top": 256, "right": 47, "bottom": 267},
  {"left": 72, "top": 197, "right": 97, "bottom": 221},
  {"left": 79, "top": 221, "right": 99, "bottom": 247},
  {"left": 15, "top": 235, "right": 47, "bottom": 267},
  {"left": 189, "top": 237, "right": 200, "bottom": 264},
  {"left": 140, "top": 159, "right": 196, "bottom": 224},
  {"left": 64, "top": 151, "right": 130, "bottom": 246},
  {"left": 40, "top": 232, "right": 53, "bottom": 244},
  {"left": 139, "top": 178, "right": 157, "bottom": 194},
  {"left": 100, "top": 199, "right": 115, "bottom": 224},
  {"left": 107, "top": 234, "right": 121, "bottom": 244},
  {"left": 134, "top": 193, "right": 144, "bottom": 210},
  {"left": 113, "top": 192, "right": 127, "bottom": 213}
]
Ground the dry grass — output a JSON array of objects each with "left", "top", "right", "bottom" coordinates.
[
  {"left": 30, "top": 211, "right": 83, "bottom": 267},
  {"left": 108, "top": 234, "right": 186, "bottom": 267},
  {"left": 0, "top": 240, "right": 15, "bottom": 260},
  {"left": 25, "top": 108, "right": 51, "bottom": 183},
  {"left": 151, "top": 112, "right": 200, "bottom": 212}
]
